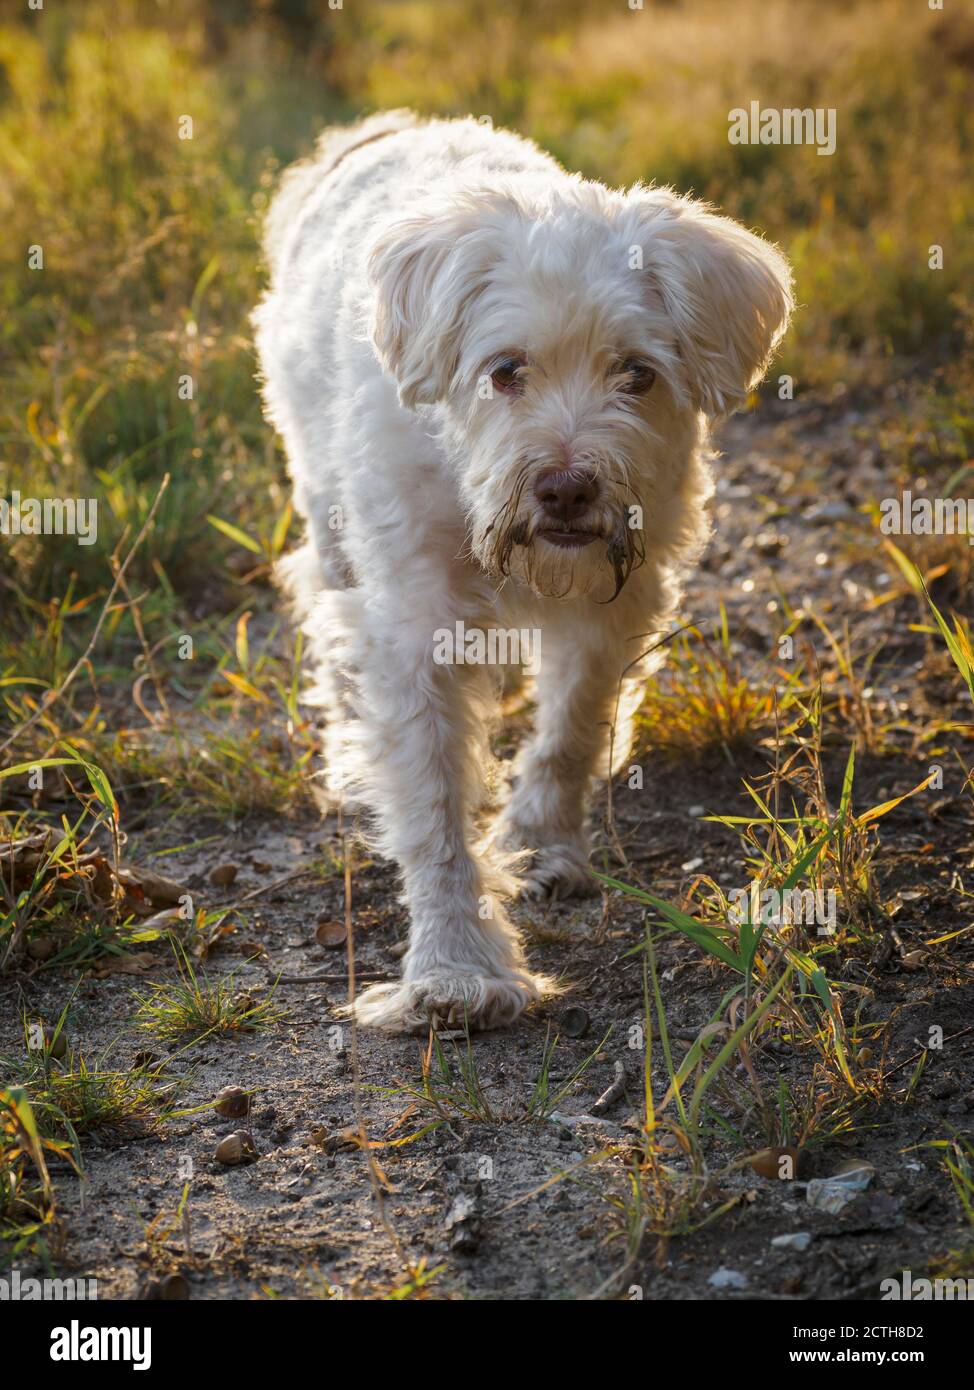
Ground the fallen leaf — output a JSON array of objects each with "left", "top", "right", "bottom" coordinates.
[
  {"left": 117, "top": 865, "right": 188, "bottom": 907},
  {"left": 89, "top": 951, "right": 158, "bottom": 977}
]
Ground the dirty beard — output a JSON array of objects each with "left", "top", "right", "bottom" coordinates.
[{"left": 479, "top": 466, "right": 645, "bottom": 601}]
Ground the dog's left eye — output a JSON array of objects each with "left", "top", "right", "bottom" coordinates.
[
  {"left": 490, "top": 356, "right": 526, "bottom": 395},
  {"left": 613, "top": 359, "right": 657, "bottom": 394}
]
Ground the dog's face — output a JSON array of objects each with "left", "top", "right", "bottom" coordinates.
[{"left": 368, "top": 177, "right": 793, "bottom": 600}]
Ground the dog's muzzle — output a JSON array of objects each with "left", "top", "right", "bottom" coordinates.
[{"left": 532, "top": 466, "right": 603, "bottom": 549}]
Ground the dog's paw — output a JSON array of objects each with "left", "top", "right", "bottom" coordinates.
[
  {"left": 347, "top": 968, "right": 545, "bottom": 1034},
  {"left": 519, "top": 844, "right": 599, "bottom": 900},
  {"left": 490, "top": 817, "right": 596, "bottom": 901}
]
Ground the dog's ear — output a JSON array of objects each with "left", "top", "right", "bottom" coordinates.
[
  {"left": 628, "top": 188, "right": 794, "bottom": 416},
  {"left": 367, "top": 195, "right": 505, "bottom": 409}
]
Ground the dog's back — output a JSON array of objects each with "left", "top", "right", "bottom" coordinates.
[
  {"left": 259, "top": 110, "right": 559, "bottom": 292},
  {"left": 260, "top": 109, "right": 421, "bottom": 285}
]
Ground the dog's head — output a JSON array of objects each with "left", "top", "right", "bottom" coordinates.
[{"left": 367, "top": 176, "right": 793, "bottom": 600}]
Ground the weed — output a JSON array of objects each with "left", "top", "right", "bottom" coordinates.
[
  {"left": 635, "top": 608, "right": 803, "bottom": 764},
  {"left": 375, "top": 1024, "right": 608, "bottom": 1128},
  {"left": 132, "top": 945, "right": 286, "bottom": 1043}
]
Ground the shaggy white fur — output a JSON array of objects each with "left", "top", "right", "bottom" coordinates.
[{"left": 253, "top": 111, "right": 793, "bottom": 1032}]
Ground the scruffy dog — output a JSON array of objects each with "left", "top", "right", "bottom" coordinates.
[{"left": 253, "top": 111, "right": 793, "bottom": 1032}]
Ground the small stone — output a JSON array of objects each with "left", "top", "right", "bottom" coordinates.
[
  {"left": 709, "top": 1267, "right": 748, "bottom": 1289},
  {"left": 755, "top": 531, "right": 786, "bottom": 555},
  {"left": 771, "top": 1232, "right": 813, "bottom": 1252},
  {"left": 444, "top": 1192, "right": 481, "bottom": 1252},
  {"left": 833, "top": 1158, "right": 876, "bottom": 1178},
  {"left": 806, "top": 1163, "right": 874, "bottom": 1213}
]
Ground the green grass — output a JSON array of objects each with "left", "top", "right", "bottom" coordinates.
[
  {"left": 374, "top": 1023, "right": 609, "bottom": 1127},
  {"left": 0, "top": 1084, "right": 74, "bottom": 1263},
  {"left": 4, "top": 1003, "right": 168, "bottom": 1144},
  {"left": 635, "top": 608, "right": 805, "bottom": 764},
  {"left": 132, "top": 945, "right": 287, "bottom": 1043},
  {"left": 10, "top": 1052, "right": 163, "bottom": 1145},
  {"left": 0, "top": 1005, "right": 172, "bottom": 1262},
  {"left": 592, "top": 691, "right": 942, "bottom": 1279}
]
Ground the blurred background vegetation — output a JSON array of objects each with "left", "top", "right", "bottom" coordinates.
[{"left": 0, "top": 0, "right": 972, "bottom": 812}]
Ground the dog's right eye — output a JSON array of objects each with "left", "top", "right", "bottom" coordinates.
[
  {"left": 490, "top": 356, "right": 526, "bottom": 395},
  {"left": 614, "top": 358, "right": 657, "bottom": 395}
]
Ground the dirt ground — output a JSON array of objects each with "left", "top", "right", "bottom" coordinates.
[{"left": 4, "top": 391, "right": 974, "bottom": 1301}]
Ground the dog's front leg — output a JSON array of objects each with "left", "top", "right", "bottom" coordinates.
[
  {"left": 342, "top": 611, "right": 546, "bottom": 1033},
  {"left": 494, "top": 622, "right": 632, "bottom": 900}
]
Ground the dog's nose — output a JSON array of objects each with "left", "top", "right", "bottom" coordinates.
[{"left": 533, "top": 467, "right": 599, "bottom": 523}]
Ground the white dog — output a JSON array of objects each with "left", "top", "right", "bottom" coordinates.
[{"left": 253, "top": 111, "right": 793, "bottom": 1032}]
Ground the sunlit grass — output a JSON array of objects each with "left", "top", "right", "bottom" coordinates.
[
  {"left": 132, "top": 945, "right": 287, "bottom": 1043},
  {"left": 373, "top": 1023, "right": 609, "bottom": 1127},
  {"left": 635, "top": 609, "right": 804, "bottom": 763}
]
